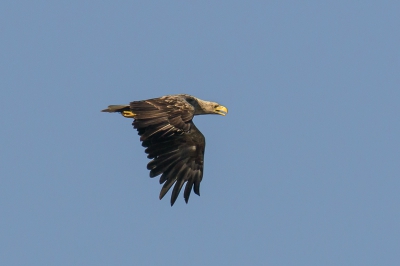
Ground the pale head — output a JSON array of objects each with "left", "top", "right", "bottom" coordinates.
[{"left": 178, "top": 94, "right": 228, "bottom": 116}]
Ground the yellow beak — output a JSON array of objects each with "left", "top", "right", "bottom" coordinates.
[{"left": 214, "top": 105, "right": 228, "bottom": 116}]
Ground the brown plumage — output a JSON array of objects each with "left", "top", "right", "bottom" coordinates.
[{"left": 102, "top": 94, "right": 228, "bottom": 206}]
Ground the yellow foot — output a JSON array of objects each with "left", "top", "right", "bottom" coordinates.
[{"left": 121, "top": 111, "right": 136, "bottom": 118}]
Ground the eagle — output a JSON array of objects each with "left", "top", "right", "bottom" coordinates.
[{"left": 102, "top": 94, "right": 228, "bottom": 206}]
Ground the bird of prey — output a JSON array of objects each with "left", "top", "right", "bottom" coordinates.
[{"left": 102, "top": 94, "right": 228, "bottom": 206}]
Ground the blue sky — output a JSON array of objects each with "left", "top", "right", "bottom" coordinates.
[{"left": 1, "top": 1, "right": 399, "bottom": 265}]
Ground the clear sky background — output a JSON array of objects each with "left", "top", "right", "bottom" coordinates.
[{"left": 1, "top": 1, "right": 399, "bottom": 265}]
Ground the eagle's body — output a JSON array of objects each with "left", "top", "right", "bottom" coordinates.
[{"left": 102, "top": 94, "right": 228, "bottom": 206}]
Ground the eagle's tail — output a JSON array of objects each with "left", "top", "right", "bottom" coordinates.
[{"left": 101, "top": 105, "right": 136, "bottom": 118}]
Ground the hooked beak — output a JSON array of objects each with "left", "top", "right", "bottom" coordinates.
[{"left": 214, "top": 105, "right": 228, "bottom": 116}]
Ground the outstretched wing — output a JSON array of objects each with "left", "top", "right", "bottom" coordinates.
[{"left": 131, "top": 96, "right": 205, "bottom": 205}]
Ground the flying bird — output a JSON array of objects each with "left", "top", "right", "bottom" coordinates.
[{"left": 102, "top": 94, "right": 228, "bottom": 206}]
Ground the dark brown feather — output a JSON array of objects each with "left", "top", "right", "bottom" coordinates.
[{"left": 127, "top": 96, "right": 205, "bottom": 205}]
